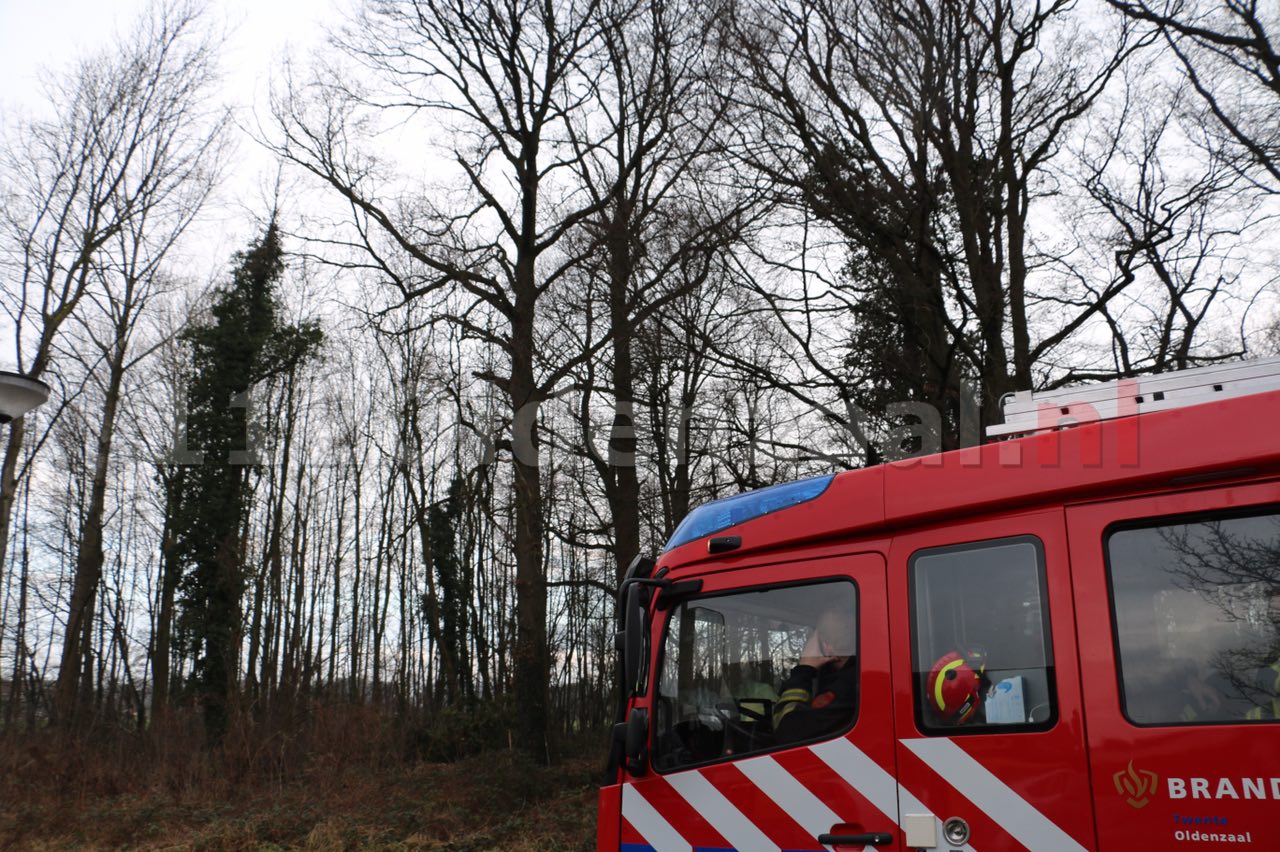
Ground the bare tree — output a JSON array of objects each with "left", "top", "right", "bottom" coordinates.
[
  {"left": 561, "top": 0, "right": 749, "bottom": 581},
  {"left": 49, "top": 12, "right": 225, "bottom": 726},
  {"left": 1065, "top": 70, "right": 1263, "bottom": 379},
  {"left": 723, "top": 0, "right": 1147, "bottom": 435},
  {"left": 637, "top": 272, "right": 735, "bottom": 538},
  {"left": 0, "top": 0, "right": 225, "bottom": 613},
  {"left": 271, "top": 0, "right": 627, "bottom": 759},
  {"left": 1109, "top": 0, "right": 1280, "bottom": 189}
]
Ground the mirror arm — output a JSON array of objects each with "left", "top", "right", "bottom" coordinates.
[
  {"left": 656, "top": 579, "right": 703, "bottom": 609},
  {"left": 616, "top": 576, "right": 670, "bottom": 602},
  {"left": 617, "top": 576, "right": 703, "bottom": 605}
]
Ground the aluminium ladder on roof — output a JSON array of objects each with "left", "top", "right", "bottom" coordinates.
[{"left": 985, "top": 355, "right": 1280, "bottom": 439}]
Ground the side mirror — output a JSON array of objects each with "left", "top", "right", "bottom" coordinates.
[
  {"left": 623, "top": 583, "right": 644, "bottom": 695},
  {"left": 624, "top": 707, "right": 649, "bottom": 776}
]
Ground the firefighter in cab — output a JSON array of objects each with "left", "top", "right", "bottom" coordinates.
[{"left": 773, "top": 608, "right": 858, "bottom": 743}]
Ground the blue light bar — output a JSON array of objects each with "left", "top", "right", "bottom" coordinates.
[{"left": 663, "top": 474, "right": 836, "bottom": 552}]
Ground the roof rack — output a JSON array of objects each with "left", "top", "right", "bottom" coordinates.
[{"left": 986, "top": 355, "right": 1280, "bottom": 439}]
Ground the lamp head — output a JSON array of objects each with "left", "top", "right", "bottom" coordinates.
[{"left": 0, "top": 371, "right": 51, "bottom": 424}]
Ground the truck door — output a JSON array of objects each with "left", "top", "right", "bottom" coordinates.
[
  {"left": 888, "top": 511, "right": 1096, "bottom": 851},
  {"left": 1066, "top": 480, "right": 1280, "bottom": 850},
  {"left": 618, "top": 551, "right": 900, "bottom": 852}
]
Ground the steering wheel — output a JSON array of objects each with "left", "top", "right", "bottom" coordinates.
[{"left": 713, "top": 698, "right": 775, "bottom": 748}]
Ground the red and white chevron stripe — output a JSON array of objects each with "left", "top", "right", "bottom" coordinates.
[{"left": 618, "top": 733, "right": 1089, "bottom": 851}]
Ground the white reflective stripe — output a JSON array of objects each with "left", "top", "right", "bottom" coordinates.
[
  {"left": 813, "top": 738, "right": 976, "bottom": 852},
  {"left": 665, "top": 769, "right": 780, "bottom": 852},
  {"left": 904, "top": 738, "right": 1086, "bottom": 852},
  {"left": 810, "top": 737, "right": 899, "bottom": 820},
  {"left": 896, "top": 787, "right": 975, "bottom": 852},
  {"left": 622, "top": 784, "right": 692, "bottom": 852},
  {"left": 735, "top": 754, "right": 838, "bottom": 841}
]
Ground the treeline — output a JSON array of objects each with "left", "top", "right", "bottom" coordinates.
[{"left": 1, "top": 0, "right": 1278, "bottom": 768}]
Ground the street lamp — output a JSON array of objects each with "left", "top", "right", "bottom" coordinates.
[{"left": 0, "top": 370, "right": 51, "bottom": 424}]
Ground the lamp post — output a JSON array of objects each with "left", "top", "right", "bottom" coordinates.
[{"left": 0, "top": 370, "right": 51, "bottom": 424}]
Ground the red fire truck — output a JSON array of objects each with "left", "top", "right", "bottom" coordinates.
[{"left": 598, "top": 359, "right": 1280, "bottom": 851}]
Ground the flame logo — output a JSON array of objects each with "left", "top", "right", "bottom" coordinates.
[{"left": 1113, "top": 760, "right": 1159, "bottom": 809}]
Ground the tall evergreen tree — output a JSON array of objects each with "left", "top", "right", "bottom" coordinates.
[
  {"left": 174, "top": 223, "right": 322, "bottom": 741},
  {"left": 428, "top": 476, "right": 467, "bottom": 705}
]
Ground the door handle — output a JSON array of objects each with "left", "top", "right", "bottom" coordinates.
[{"left": 817, "top": 831, "right": 895, "bottom": 846}]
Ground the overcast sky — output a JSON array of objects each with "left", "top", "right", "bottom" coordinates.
[
  {"left": 0, "top": 0, "right": 342, "bottom": 113},
  {"left": 0, "top": 0, "right": 355, "bottom": 296}
]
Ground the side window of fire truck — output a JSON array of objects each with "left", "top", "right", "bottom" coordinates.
[
  {"left": 910, "top": 536, "right": 1056, "bottom": 733},
  {"left": 1107, "top": 511, "right": 1280, "bottom": 725},
  {"left": 652, "top": 579, "right": 858, "bottom": 772}
]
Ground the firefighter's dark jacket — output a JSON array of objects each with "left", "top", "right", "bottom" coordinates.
[{"left": 773, "top": 658, "right": 857, "bottom": 744}]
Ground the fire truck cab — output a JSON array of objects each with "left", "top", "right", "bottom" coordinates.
[{"left": 599, "top": 359, "right": 1280, "bottom": 851}]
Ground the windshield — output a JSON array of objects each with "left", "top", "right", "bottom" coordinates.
[{"left": 653, "top": 579, "right": 858, "bottom": 771}]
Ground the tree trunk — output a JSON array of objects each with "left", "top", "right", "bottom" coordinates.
[
  {"left": 0, "top": 419, "right": 28, "bottom": 610},
  {"left": 510, "top": 289, "right": 549, "bottom": 761},
  {"left": 55, "top": 354, "right": 126, "bottom": 726},
  {"left": 151, "top": 488, "right": 182, "bottom": 727},
  {"left": 606, "top": 201, "right": 642, "bottom": 585}
]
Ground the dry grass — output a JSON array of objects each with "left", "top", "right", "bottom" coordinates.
[{"left": 0, "top": 717, "right": 603, "bottom": 850}]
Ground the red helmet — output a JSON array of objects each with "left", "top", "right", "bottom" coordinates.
[{"left": 927, "top": 649, "right": 986, "bottom": 723}]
